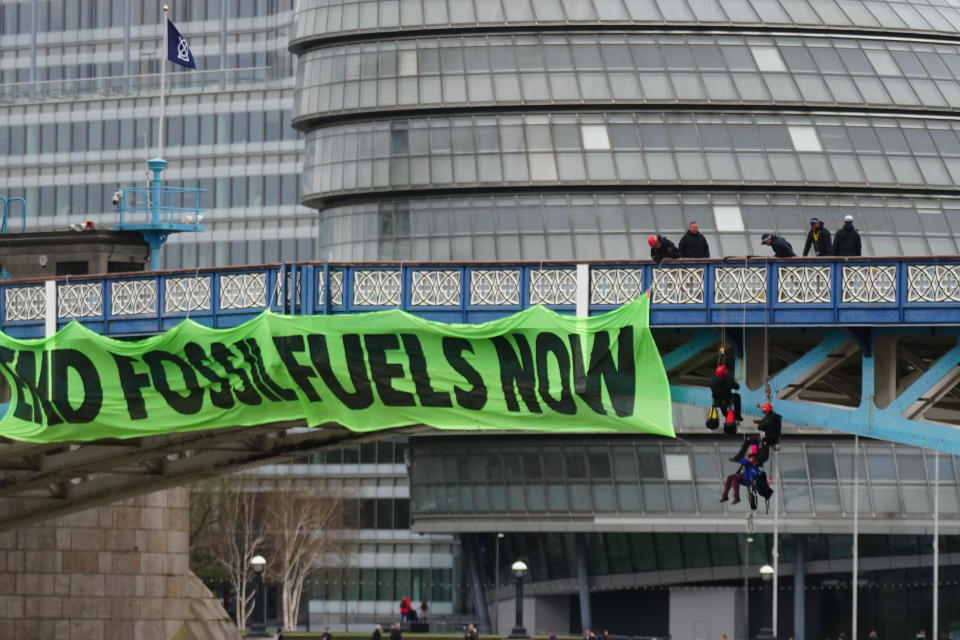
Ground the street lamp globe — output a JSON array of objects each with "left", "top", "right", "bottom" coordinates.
[
  {"left": 511, "top": 560, "right": 528, "bottom": 579},
  {"left": 759, "top": 564, "right": 775, "bottom": 581},
  {"left": 251, "top": 555, "right": 266, "bottom": 574}
]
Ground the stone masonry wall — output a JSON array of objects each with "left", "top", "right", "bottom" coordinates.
[{"left": 0, "top": 487, "right": 241, "bottom": 640}]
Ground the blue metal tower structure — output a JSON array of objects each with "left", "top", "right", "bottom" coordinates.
[{"left": 114, "top": 158, "right": 204, "bottom": 271}]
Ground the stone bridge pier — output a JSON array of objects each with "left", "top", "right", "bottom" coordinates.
[{"left": 0, "top": 487, "right": 240, "bottom": 640}]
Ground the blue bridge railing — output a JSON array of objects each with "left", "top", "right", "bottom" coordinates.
[{"left": 0, "top": 257, "right": 958, "bottom": 337}]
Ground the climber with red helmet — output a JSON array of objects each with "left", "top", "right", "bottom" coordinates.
[
  {"left": 709, "top": 364, "right": 742, "bottom": 434},
  {"left": 756, "top": 401, "right": 782, "bottom": 446},
  {"left": 720, "top": 444, "right": 762, "bottom": 505},
  {"left": 648, "top": 234, "right": 679, "bottom": 264},
  {"left": 729, "top": 402, "right": 782, "bottom": 464}
]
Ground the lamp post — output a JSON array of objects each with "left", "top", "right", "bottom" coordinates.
[
  {"left": 758, "top": 564, "right": 775, "bottom": 640},
  {"left": 250, "top": 555, "right": 268, "bottom": 637},
  {"left": 494, "top": 532, "right": 504, "bottom": 634},
  {"left": 507, "top": 560, "right": 529, "bottom": 639}
]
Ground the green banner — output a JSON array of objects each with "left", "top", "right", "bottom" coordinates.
[{"left": 0, "top": 295, "right": 673, "bottom": 443}]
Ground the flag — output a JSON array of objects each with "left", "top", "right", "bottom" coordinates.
[{"left": 166, "top": 19, "right": 196, "bottom": 69}]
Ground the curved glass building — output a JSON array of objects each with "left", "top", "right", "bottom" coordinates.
[{"left": 291, "top": 0, "right": 960, "bottom": 260}]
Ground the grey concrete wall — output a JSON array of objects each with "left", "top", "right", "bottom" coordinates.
[
  {"left": 670, "top": 588, "right": 739, "bottom": 640},
  {"left": 0, "top": 487, "right": 240, "bottom": 640}
]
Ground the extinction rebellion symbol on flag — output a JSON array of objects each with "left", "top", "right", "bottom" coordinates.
[{"left": 166, "top": 19, "right": 196, "bottom": 69}]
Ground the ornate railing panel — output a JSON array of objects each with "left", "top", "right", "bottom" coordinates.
[
  {"left": 650, "top": 267, "right": 704, "bottom": 305},
  {"left": 353, "top": 270, "right": 401, "bottom": 306},
  {"left": 592, "top": 268, "right": 646, "bottom": 305},
  {"left": 714, "top": 267, "right": 766, "bottom": 304},
  {"left": 221, "top": 273, "right": 267, "bottom": 310},
  {"left": 58, "top": 282, "right": 102, "bottom": 319},
  {"left": 841, "top": 265, "right": 897, "bottom": 304},
  {"left": 530, "top": 269, "right": 577, "bottom": 306},
  {"left": 164, "top": 276, "right": 211, "bottom": 313},
  {"left": 907, "top": 265, "right": 960, "bottom": 303},
  {"left": 318, "top": 270, "right": 344, "bottom": 306},
  {"left": 110, "top": 280, "right": 157, "bottom": 316},
  {"left": 5, "top": 286, "right": 45, "bottom": 322},
  {"left": 777, "top": 266, "right": 831, "bottom": 304},
  {"left": 411, "top": 270, "right": 461, "bottom": 307},
  {"left": 470, "top": 270, "right": 520, "bottom": 306}
]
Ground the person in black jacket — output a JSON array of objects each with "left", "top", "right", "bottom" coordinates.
[
  {"left": 710, "top": 365, "right": 742, "bottom": 423},
  {"left": 390, "top": 623, "right": 403, "bottom": 640},
  {"left": 678, "top": 221, "right": 710, "bottom": 258},
  {"left": 730, "top": 403, "right": 782, "bottom": 464},
  {"left": 833, "top": 214, "right": 862, "bottom": 256},
  {"left": 648, "top": 234, "right": 679, "bottom": 263},
  {"left": 803, "top": 217, "right": 832, "bottom": 256},
  {"left": 761, "top": 233, "right": 795, "bottom": 258}
]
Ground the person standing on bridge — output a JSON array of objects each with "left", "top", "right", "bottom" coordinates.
[
  {"left": 832, "top": 214, "right": 862, "bottom": 256},
  {"left": 678, "top": 221, "right": 710, "bottom": 258},
  {"left": 803, "top": 217, "right": 832, "bottom": 257},
  {"left": 761, "top": 233, "right": 796, "bottom": 258},
  {"left": 648, "top": 234, "right": 679, "bottom": 264}
]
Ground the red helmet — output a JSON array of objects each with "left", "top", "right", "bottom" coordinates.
[
  {"left": 715, "top": 365, "right": 727, "bottom": 377},
  {"left": 648, "top": 235, "right": 658, "bottom": 247},
  {"left": 761, "top": 402, "right": 773, "bottom": 413}
]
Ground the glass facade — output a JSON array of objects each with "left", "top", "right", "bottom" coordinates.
[
  {"left": 0, "top": 0, "right": 316, "bottom": 269},
  {"left": 293, "top": 0, "right": 960, "bottom": 260},
  {"left": 251, "top": 439, "right": 460, "bottom": 622},
  {"left": 410, "top": 436, "right": 960, "bottom": 520}
]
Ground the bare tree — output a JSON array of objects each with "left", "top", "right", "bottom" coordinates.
[
  {"left": 192, "top": 476, "right": 266, "bottom": 630},
  {"left": 262, "top": 479, "right": 345, "bottom": 631}
]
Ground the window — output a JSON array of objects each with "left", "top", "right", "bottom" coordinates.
[
  {"left": 663, "top": 454, "right": 692, "bottom": 481},
  {"left": 788, "top": 126, "right": 823, "bottom": 152},
  {"left": 751, "top": 46, "right": 787, "bottom": 72},
  {"left": 581, "top": 124, "right": 610, "bottom": 150},
  {"left": 713, "top": 205, "right": 745, "bottom": 232},
  {"left": 398, "top": 50, "right": 417, "bottom": 76}
]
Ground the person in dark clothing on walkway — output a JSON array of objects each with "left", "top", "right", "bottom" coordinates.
[
  {"left": 391, "top": 623, "right": 403, "bottom": 640},
  {"left": 372, "top": 625, "right": 383, "bottom": 640},
  {"left": 833, "top": 214, "right": 862, "bottom": 256},
  {"left": 803, "top": 217, "right": 832, "bottom": 256},
  {"left": 648, "top": 234, "right": 679, "bottom": 263},
  {"left": 710, "top": 365, "right": 742, "bottom": 424},
  {"left": 762, "top": 233, "right": 795, "bottom": 258},
  {"left": 678, "top": 221, "right": 710, "bottom": 258}
]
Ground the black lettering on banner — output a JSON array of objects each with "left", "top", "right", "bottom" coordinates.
[
  {"left": 142, "top": 350, "right": 204, "bottom": 415},
  {"left": 400, "top": 334, "right": 451, "bottom": 408},
  {"left": 183, "top": 342, "right": 236, "bottom": 410},
  {"left": 210, "top": 342, "right": 263, "bottom": 407},
  {"left": 19, "top": 351, "right": 61, "bottom": 424},
  {"left": 491, "top": 335, "right": 541, "bottom": 413},
  {"left": 112, "top": 354, "right": 152, "bottom": 420},
  {"left": 569, "top": 327, "right": 636, "bottom": 417},
  {"left": 51, "top": 349, "right": 102, "bottom": 423},
  {"left": 364, "top": 334, "right": 416, "bottom": 407},
  {"left": 307, "top": 334, "right": 374, "bottom": 410},
  {"left": 273, "top": 335, "right": 322, "bottom": 402},
  {"left": 236, "top": 339, "right": 298, "bottom": 402},
  {"left": 441, "top": 337, "right": 487, "bottom": 410},
  {"left": 209, "top": 342, "right": 262, "bottom": 406},
  {"left": 0, "top": 348, "right": 62, "bottom": 425},
  {"left": 9, "top": 350, "right": 40, "bottom": 422},
  {"left": 535, "top": 332, "right": 576, "bottom": 415}
]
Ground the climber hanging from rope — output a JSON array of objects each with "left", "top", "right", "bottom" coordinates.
[
  {"left": 709, "top": 364, "right": 742, "bottom": 434},
  {"left": 729, "top": 402, "right": 782, "bottom": 464}
]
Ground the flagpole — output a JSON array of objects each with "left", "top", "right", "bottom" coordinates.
[{"left": 158, "top": 4, "right": 169, "bottom": 160}]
